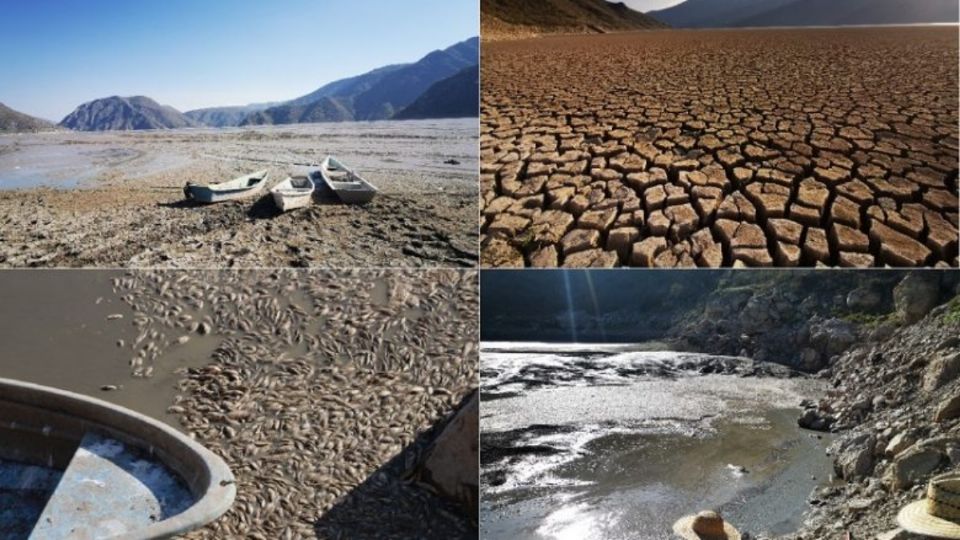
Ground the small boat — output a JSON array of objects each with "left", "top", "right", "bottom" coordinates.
[
  {"left": 318, "top": 157, "right": 378, "bottom": 204},
  {"left": 184, "top": 169, "right": 269, "bottom": 203},
  {"left": 0, "top": 377, "right": 235, "bottom": 539},
  {"left": 270, "top": 174, "right": 315, "bottom": 212}
]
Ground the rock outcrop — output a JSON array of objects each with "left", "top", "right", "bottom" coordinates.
[{"left": 59, "top": 96, "right": 196, "bottom": 131}]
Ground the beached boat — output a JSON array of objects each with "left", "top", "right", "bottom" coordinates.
[
  {"left": 0, "top": 377, "right": 235, "bottom": 539},
  {"left": 184, "top": 169, "right": 269, "bottom": 203},
  {"left": 318, "top": 157, "right": 378, "bottom": 204},
  {"left": 270, "top": 174, "right": 315, "bottom": 212}
]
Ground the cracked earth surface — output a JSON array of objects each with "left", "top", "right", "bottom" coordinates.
[{"left": 480, "top": 27, "right": 959, "bottom": 268}]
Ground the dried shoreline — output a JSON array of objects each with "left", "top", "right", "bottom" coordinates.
[{"left": 0, "top": 121, "right": 479, "bottom": 268}]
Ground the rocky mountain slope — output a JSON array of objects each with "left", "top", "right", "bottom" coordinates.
[
  {"left": 791, "top": 275, "right": 960, "bottom": 539},
  {"left": 59, "top": 96, "right": 196, "bottom": 131},
  {"left": 183, "top": 102, "right": 277, "bottom": 128},
  {"left": 648, "top": 0, "right": 958, "bottom": 27},
  {"left": 482, "top": 0, "right": 667, "bottom": 40},
  {"left": 242, "top": 38, "right": 478, "bottom": 125},
  {"left": 0, "top": 103, "right": 55, "bottom": 133},
  {"left": 394, "top": 66, "right": 479, "bottom": 120},
  {"left": 735, "top": 0, "right": 959, "bottom": 27}
]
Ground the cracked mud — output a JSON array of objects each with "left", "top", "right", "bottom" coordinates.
[{"left": 480, "top": 27, "right": 959, "bottom": 268}]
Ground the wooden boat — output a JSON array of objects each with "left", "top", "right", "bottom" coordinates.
[
  {"left": 184, "top": 169, "right": 269, "bottom": 203},
  {"left": 270, "top": 174, "right": 315, "bottom": 212},
  {"left": 0, "top": 377, "right": 235, "bottom": 539},
  {"left": 318, "top": 157, "right": 378, "bottom": 204}
]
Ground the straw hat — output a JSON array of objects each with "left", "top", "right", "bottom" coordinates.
[
  {"left": 897, "top": 472, "right": 960, "bottom": 538},
  {"left": 673, "top": 510, "right": 741, "bottom": 540}
]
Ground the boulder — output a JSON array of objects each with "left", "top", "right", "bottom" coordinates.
[
  {"left": 798, "top": 408, "right": 833, "bottom": 431},
  {"left": 935, "top": 392, "right": 960, "bottom": 422},
  {"left": 834, "top": 436, "right": 876, "bottom": 480},
  {"left": 884, "top": 431, "right": 916, "bottom": 458},
  {"left": 417, "top": 392, "right": 478, "bottom": 521},
  {"left": 923, "top": 351, "right": 960, "bottom": 393},
  {"left": 885, "top": 446, "right": 944, "bottom": 490},
  {"left": 893, "top": 273, "right": 941, "bottom": 323},
  {"left": 809, "top": 318, "right": 857, "bottom": 357}
]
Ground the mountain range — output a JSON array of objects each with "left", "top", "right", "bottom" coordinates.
[
  {"left": 0, "top": 103, "right": 55, "bottom": 133},
  {"left": 50, "top": 37, "right": 478, "bottom": 132},
  {"left": 242, "top": 37, "right": 479, "bottom": 126},
  {"left": 482, "top": 0, "right": 666, "bottom": 39},
  {"left": 648, "top": 0, "right": 959, "bottom": 28},
  {"left": 394, "top": 66, "right": 479, "bottom": 120},
  {"left": 183, "top": 102, "right": 278, "bottom": 128}
]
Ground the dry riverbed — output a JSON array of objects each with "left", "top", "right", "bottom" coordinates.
[
  {"left": 0, "top": 120, "right": 478, "bottom": 268},
  {"left": 481, "top": 27, "right": 959, "bottom": 268},
  {"left": 0, "top": 269, "right": 479, "bottom": 538}
]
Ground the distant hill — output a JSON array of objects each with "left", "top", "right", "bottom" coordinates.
[
  {"left": 242, "top": 97, "right": 354, "bottom": 125},
  {"left": 735, "top": 0, "right": 959, "bottom": 27},
  {"left": 647, "top": 0, "right": 795, "bottom": 28},
  {"left": 482, "top": 0, "right": 667, "bottom": 40},
  {"left": 60, "top": 96, "right": 196, "bottom": 131},
  {"left": 647, "top": 0, "right": 958, "bottom": 28},
  {"left": 184, "top": 102, "right": 277, "bottom": 127},
  {"left": 0, "top": 103, "right": 55, "bottom": 133},
  {"left": 394, "top": 66, "right": 479, "bottom": 120},
  {"left": 242, "top": 37, "right": 479, "bottom": 126}
]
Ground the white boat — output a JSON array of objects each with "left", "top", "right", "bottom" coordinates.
[
  {"left": 0, "top": 377, "right": 235, "bottom": 539},
  {"left": 318, "top": 157, "right": 378, "bottom": 204},
  {"left": 184, "top": 169, "right": 269, "bottom": 203},
  {"left": 270, "top": 174, "right": 315, "bottom": 212}
]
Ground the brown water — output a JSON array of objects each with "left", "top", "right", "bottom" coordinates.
[
  {"left": 0, "top": 270, "right": 216, "bottom": 427},
  {"left": 481, "top": 342, "right": 833, "bottom": 539}
]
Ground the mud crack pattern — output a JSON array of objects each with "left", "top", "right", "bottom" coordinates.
[{"left": 480, "top": 27, "right": 959, "bottom": 268}]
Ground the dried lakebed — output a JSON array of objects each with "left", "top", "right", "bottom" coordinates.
[
  {"left": 481, "top": 27, "right": 959, "bottom": 268},
  {"left": 480, "top": 343, "right": 833, "bottom": 539},
  {"left": 0, "top": 120, "right": 478, "bottom": 268},
  {"left": 0, "top": 269, "right": 479, "bottom": 539}
]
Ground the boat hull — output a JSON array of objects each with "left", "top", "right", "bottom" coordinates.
[
  {"left": 185, "top": 170, "right": 269, "bottom": 204},
  {"left": 269, "top": 175, "right": 315, "bottom": 212},
  {"left": 0, "top": 378, "right": 235, "bottom": 539},
  {"left": 318, "top": 157, "right": 378, "bottom": 205}
]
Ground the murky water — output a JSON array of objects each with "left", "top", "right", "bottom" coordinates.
[
  {"left": 0, "top": 271, "right": 215, "bottom": 427},
  {"left": 481, "top": 342, "right": 833, "bottom": 539}
]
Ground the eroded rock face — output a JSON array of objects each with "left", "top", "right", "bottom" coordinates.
[
  {"left": 480, "top": 28, "right": 959, "bottom": 268},
  {"left": 418, "top": 393, "right": 479, "bottom": 522}
]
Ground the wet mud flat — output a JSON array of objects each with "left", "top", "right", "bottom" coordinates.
[
  {"left": 0, "top": 269, "right": 479, "bottom": 538},
  {"left": 481, "top": 27, "right": 959, "bottom": 268},
  {"left": 480, "top": 343, "right": 833, "bottom": 539},
  {"left": 0, "top": 120, "right": 478, "bottom": 268}
]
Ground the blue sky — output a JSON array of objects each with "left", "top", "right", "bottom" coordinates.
[{"left": 0, "top": 0, "right": 478, "bottom": 121}]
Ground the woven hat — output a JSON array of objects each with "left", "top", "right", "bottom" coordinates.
[
  {"left": 897, "top": 472, "right": 960, "bottom": 538},
  {"left": 673, "top": 510, "right": 741, "bottom": 540}
]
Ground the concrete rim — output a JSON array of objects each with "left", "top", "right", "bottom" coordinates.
[{"left": 0, "top": 377, "right": 235, "bottom": 539}]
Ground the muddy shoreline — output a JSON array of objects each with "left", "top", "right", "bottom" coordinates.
[{"left": 0, "top": 121, "right": 478, "bottom": 268}]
